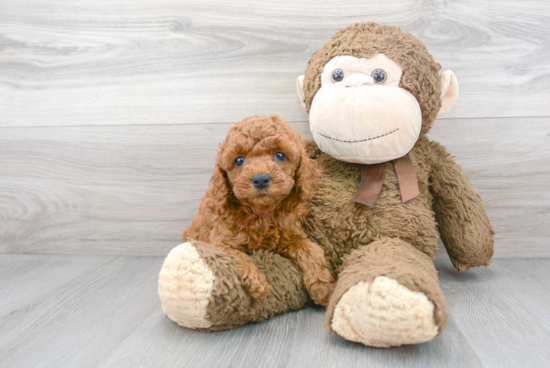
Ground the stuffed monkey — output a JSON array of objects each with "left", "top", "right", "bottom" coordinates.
[{"left": 158, "top": 22, "right": 494, "bottom": 347}]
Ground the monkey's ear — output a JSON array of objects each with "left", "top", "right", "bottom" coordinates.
[
  {"left": 437, "top": 70, "right": 459, "bottom": 117},
  {"left": 296, "top": 75, "right": 306, "bottom": 110}
]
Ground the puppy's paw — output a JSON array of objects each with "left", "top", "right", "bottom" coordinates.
[
  {"left": 241, "top": 268, "right": 270, "bottom": 299},
  {"left": 308, "top": 279, "right": 335, "bottom": 306},
  {"left": 306, "top": 269, "right": 335, "bottom": 306}
]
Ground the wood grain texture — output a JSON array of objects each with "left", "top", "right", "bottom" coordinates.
[
  {"left": 1, "top": 0, "right": 550, "bottom": 128},
  {"left": 1, "top": 255, "right": 549, "bottom": 367},
  {"left": 0, "top": 255, "right": 162, "bottom": 367},
  {"left": 1, "top": 117, "right": 548, "bottom": 256},
  {"left": 437, "top": 259, "right": 550, "bottom": 367},
  {"left": 0, "top": 254, "right": 116, "bottom": 316}
]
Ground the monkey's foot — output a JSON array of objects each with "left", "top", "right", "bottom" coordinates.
[
  {"left": 330, "top": 276, "right": 438, "bottom": 347},
  {"left": 158, "top": 242, "right": 216, "bottom": 329}
]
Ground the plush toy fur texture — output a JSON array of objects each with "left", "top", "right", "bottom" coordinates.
[{"left": 158, "top": 22, "right": 495, "bottom": 347}]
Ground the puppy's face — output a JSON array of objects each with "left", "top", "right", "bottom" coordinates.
[{"left": 217, "top": 116, "right": 303, "bottom": 213}]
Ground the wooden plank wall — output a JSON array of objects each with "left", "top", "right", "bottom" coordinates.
[{"left": 1, "top": 0, "right": 549, "bottom": 257}]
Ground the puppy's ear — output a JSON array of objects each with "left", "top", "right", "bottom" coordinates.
[
  {"left": 294, "top": 142, "right": 320, "bottom": 202},
  {"left": 210, "top": 145, "right": 238, "bottom": 212},
  {"left": 209, "top": 164, "right": 231, "bottom": 205}
]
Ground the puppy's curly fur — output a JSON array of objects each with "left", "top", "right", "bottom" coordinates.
[{"left": 184, "top": 115, "right": 334, "bottom": 305}]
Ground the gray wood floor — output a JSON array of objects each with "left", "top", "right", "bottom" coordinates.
[{"left": 1, "top": 254, "right": 549, "bottom": 368}]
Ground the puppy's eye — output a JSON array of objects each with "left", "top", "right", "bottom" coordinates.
[
  {"left": 332, "top": 69, "right": 344, "bottom": 82},
  {"left": 372, "top": 69, "right": 387, "bottom": 84},
  {"left": 274, "top": 152, "right": 286, "bottom": 161},
  {"left": 234, "top": 156, "right": 245, "bottom": 167}
]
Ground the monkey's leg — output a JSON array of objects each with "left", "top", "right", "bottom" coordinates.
[
  {"left": 158, "top": 240, "right": 308, "bottom": 331},
  {"left": 328, "top": 237, "right": 448, "bottom": 347}
]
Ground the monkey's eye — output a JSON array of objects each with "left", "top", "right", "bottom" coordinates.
[
  {"left": 372, "top": 69, "right": 387, "bottom": 84},
  {"left": 332, "top": 69, "right": 344, "bottom": 82},
  {"left": 274, "top": 152, "right": 286, "bottom": 162},
  {"left": 235, "top": 156, "right": 245, "bottom": 167}
]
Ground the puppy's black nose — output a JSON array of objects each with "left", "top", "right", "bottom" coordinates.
[{"left": 252, "top": 173, "right": 271, "bottom": 189}]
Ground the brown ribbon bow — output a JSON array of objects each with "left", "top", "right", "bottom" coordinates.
[{"left": 352, "top": 154, "right": 420, "bottom": 207}]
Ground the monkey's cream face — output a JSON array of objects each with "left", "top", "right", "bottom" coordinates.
[{"left": 307, "top": 54, "right": 422, "bottom": 164}]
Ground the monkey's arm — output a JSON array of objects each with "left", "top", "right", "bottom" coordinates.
[{"left": 428, "top": 141, "right": 495, "bottom": 271}]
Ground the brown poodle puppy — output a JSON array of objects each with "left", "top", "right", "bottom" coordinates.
[{"left": 184, "top": 115, "right": 335, "bottom": 305}]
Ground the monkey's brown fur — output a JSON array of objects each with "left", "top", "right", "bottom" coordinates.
[
  {"left": 304, "top": 22, "right": 442, "bottom": 136},
  {"left": 170, "top": 23, "right": 494, "bottom": 342},
  {"left": 301, "top": 23, "right": 494, "bottom": 334},
  {"left": 184, "top": 115, "right": 334, "bottom": 305}
]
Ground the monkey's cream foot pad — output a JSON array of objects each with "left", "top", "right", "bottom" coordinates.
[
  {"left": 331, "top": 276, "right": 438, "bottom": 347},
  {"left": 158, "top": 242, "right": 215, "bottom": 329}
]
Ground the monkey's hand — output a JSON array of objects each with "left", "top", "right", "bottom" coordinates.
[{"left": 429, "top": 141, "right": 495, "bottom": 271}]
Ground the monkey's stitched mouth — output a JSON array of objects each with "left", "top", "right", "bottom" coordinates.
[
  {"left": 317, "top": 128, "right": 399, "bottom": 143},
  {"left": 345, "top": 83, "right": 373, "bottom": 88}
]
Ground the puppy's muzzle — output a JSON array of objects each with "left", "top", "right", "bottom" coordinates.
[{"left": 252, "top": 173, "right": 271, "bottom": 189}]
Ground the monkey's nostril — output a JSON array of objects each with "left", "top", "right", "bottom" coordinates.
[{"left": 252, "top": 173, "right": 271, "bottom": 189}]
